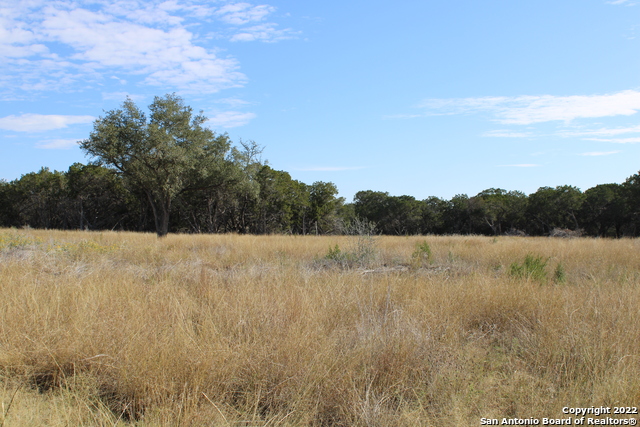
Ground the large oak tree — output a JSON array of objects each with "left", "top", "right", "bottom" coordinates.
[{"left": 80, "top": 94, "right": 231, "bottom": 237}]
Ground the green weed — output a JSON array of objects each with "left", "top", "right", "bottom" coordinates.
[
  {"left": 509, "top": 254, "right": 548, "bottom": 282},
  {"left": 554, "top": 262, "right": 566, "bottom": 284},
  {"left": 411, "top": 241, "right": 432, "bottom": 267}
]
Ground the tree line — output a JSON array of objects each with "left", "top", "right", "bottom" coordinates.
[
  {"left": 350, "top": 183, "right": 638, "bottom": 237},
  {"left": 0, "top": 163, "right": 346, "bottom": 236},
  {"left": 1, "top": 94, "right": 639, "bottom": 237}
]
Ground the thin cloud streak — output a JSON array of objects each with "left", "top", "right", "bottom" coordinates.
[
  {"left": 0, "top": 113, "right": 94, "bottom": 132},
  {"left": 584, "top": 137, "right": 640, "bottom": 144},
  {"left": 560, "top": 125, "right": 640, "bottom": 137},
  {"left": 207, "top": 111, "right": 256, "bottom": 128},
  {"left": 580, "top": 151, "right": 621, "bottom": 156},
  {"left": 415, "top": 90, "right": 640, "bottom": 125},
  {"left": 36, "top": 138, "right": 79, "bottom": 149}
]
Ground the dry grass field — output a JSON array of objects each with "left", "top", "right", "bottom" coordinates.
[{"left": 0, "top": 229, "right": 639, "bottom": 426}]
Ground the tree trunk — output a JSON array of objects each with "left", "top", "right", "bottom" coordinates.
[
  {"left": 147, "top": 191, "right": 171, "bottom": 237},
  {"left": 158, "top": 199, "right": 171, "bottom": 237}
]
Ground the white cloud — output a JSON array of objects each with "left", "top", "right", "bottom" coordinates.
[
  {"left": 215, "top": 3, "right": 275, "bottom": 25},
  {"left": 584, "top": 137, "right": 640, "bottom": 144},
  {"left": 0, "top": 29, "right": 48, "bottom": 58},
  {"left": 229, "top": 23, "right": 298, "bottom": 42},
  {"left": 560, "top": 125, "right": 640, "bottom": 137},
  {"left": 207, "top": 111, "right": 256, "bottom": 128},
  {"left": 0, "top": 113, "right": 94, "bottom": 132},
  {"left": 556, "top": 124, "right": 640, "bottom": 143},
  {"left": 0, "top": 0, "right": 294, "bottom": 95},
  {"left": 39, "top": 7, "right": 246, "bottom": 92},
  {"left": 101, "top": 0, "right": 188, "bottom": 26},
  {"left": 211, "top": 3, "right": 298, "bottom": 42},
  {"left": 418, "top": 90, "right": 640, "bottom": 125},
  {"left": 213, "top": 97, "right": 253, "bottom": 107},
  {"left": 36, "top": 138, "right": 79, "bottom": 149},
  {"left": 498, "top": 91, "right": 640, "bottom": 124},
  {"left": 418, "top": 96, "right": 506, "bottom": 114},
  {"left": 580, "top": 151, "right": 621, "bottom": 156},
  {"left": 110, "top": 75, "right": 127, "bottom": 85}
]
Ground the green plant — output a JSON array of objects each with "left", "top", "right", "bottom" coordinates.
[
  {"left": 325, "top": 244, "right": 343, "bottom": 261},
  {"left": 554, "top": 262, "right": 566, "bottom": 284},
  {"left": 411, "top": 241, "right": 432, "bottom": 267},
  {"left": 509, "top": 254, "right": 548, "bottom": 282},
  {"left": 327, "top": 217, "right": 378, "bottom": 268},
  {"left": 0, "top": 233, "right": 42, "bottom": 249}
]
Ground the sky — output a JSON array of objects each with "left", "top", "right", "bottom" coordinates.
[{"left": 1, "top": 0, "right": 639, "bottom": 202}]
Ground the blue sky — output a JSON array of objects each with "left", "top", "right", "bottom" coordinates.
[{"left": 1, "top": 0, "right": 639, "bottom": 201}]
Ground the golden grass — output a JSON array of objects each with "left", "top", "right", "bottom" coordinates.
[{"left": 0, "top": 229, "right": 639, "bottom": 426}]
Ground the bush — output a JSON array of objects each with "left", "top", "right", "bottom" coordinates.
[
  {"left": 509, "top": 254, "right": 548, "bottom": 282},
  {"left": 411, "top": 241, "right": 432, "bottom": 267}
]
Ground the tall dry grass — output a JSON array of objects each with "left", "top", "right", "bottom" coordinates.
[{"left": 0, "top": 229, "right": 639, "bottom": 426}]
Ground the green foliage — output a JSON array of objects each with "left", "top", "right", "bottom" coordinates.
[
  {"left": 252, "top": 165, "right": 311, "bottom": 234},
  {"left": 474, "top": 188, "right": 528, "bottom": 235},
  {"left": 443, "top": 194, "right": 474, "bottom": 234},
  {"left": 0, "top": 180, "right": 14, "bottom": 226},
  {"left": 323, "top": 243, "right": 354, "bottom": 268},
  {"left": 66, "top": 163, "right": 136, "bottom": 231},
  {"left": 509, "top": 254, "right": 548, "bottom": 282},
  {"left": 421, "top": 196, "right": 448, "bottom": 234},
  {"left": 325, "top": 244, "right": 343, "bottom": 261},
  {"left": 8, "top": 167, "right": 68, "bottom": 229},
  {"left": 80, "top": 94, "right": 232, "bottom": 237},
  {"left": 309, "top": 181, "right": 342, "bottom": 234},
  {"left": 323, "top": 240, "right": 376, "bottom": 268},
  {"left": 411, "top": 241, "right": 432, "bottom": 266},
  {"left": 580, "top": 183, "right": 626, "bottom": 237},
  {"left": 353, "top": 190, "right": 423, "bottom": 235},
  {"left": 527, "top": 186, "right": 585, "bottom": 235},
  {"left": 554, "top": 263, "right": 567, "bottom": 284}
]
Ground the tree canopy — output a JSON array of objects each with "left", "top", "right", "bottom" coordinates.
[{"left": 80, "top": 94, "right": 231, "bottom": 236}]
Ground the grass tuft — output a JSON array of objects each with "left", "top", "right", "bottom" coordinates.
[{"left": 509, "top": 253, "right": 548, "bottom": 282}]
